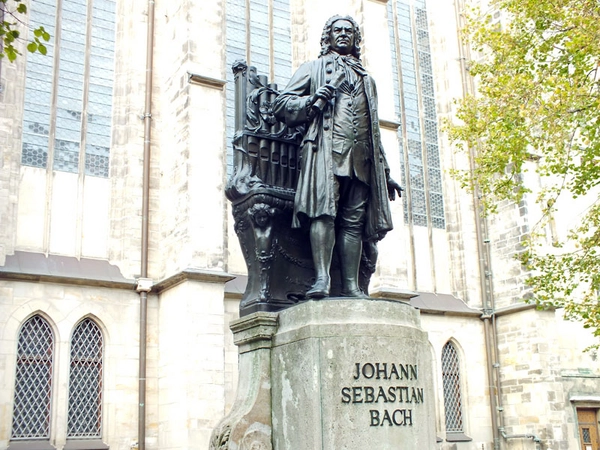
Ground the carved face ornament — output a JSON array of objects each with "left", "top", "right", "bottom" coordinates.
[{"left": 329, "top": 19, "right": 355, "bottom": 56}]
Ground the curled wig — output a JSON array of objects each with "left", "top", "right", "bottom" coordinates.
[{"left": 319, "top": 15, "right": 362, "bottom": 60}]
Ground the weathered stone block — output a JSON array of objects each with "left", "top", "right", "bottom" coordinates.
[{"left": 271, "top": 299, "right": 437, "bottom": 450}]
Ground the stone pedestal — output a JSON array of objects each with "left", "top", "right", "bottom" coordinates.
[
  {"left": 210, "top": 312, "right": 278, "bottom": 450},
  {"left": 210, "top": 299, "right": 437, "bottom": 450},
  {"left": 272, "top": 299, "right": 437, "bottom": 449}
]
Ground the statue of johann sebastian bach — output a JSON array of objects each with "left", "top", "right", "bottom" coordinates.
[{"left": 273, "top": 15, "right": 403, "bottom": 299}]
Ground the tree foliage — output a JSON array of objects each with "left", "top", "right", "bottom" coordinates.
[
  {"left": 1, "top": 0, "right": 50, "bottom": 61},
  {"left": 448, "top": 0, "right": 600, "bottom": 338}
]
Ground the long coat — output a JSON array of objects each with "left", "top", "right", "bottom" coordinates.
[{"left": 273, "top": 53, "right": 394, "bottom": 242}]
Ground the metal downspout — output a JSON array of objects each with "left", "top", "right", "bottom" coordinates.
[
  {"left": 136, "top": 1, "right": 155, "bottom": 450},
  {"left": 469, "top": 141, "right": 500, "bottom": 449},
  {"left": 453, "top": 1, "right": 500, "bottom": 448},
  {"left": 466, "top": 59, "right": 502, "bottom": 450}
]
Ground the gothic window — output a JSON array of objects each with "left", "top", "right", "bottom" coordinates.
[
  {"left": 388, "top": 0, "right": 446, "bottom": 229},
  {"left": 11, "top": 315, "right": 55, "bottom": 440},
  {"left": 67, "top": 318, "right": 104, "bottom": 438},
  {"left": 441, "top": 341, "right": 464, "bottom": 434},
  {"left": 225, "top": 0, "right": 292, "bottom": 172},
  {"left": 21, "top": 0, "right": 116, "bottom": 178}
]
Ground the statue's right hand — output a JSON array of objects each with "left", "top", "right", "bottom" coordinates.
[{"left": 314, "top": 84, "right": 336, "bottom": 102}]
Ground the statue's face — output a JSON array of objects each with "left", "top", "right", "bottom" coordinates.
[{"left": 329, "top": 19, "right": 355, "bottom": 56}]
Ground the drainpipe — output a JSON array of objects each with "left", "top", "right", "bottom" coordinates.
[
  {"left": 136, "top": 1, "right": 155, "bottom": 450},
  {"left": 470, "top": 161, "right": 500, "bottom": 450},
  {"left": 453, "top": 1, "right": 501, "bottom": 449}
]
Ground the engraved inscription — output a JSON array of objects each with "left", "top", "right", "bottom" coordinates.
[
  {"left": 352, "top": 362, "right": 418, "bottom": 380},
  {"left": 341, "top": 362, "right": 422, "bottom": 427}
]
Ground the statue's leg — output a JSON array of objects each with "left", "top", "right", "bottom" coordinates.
[
  {"left": 337, "top": 229, "right": 368, "bottom": 298},
  {"left": 359, "top": 240, "right": 378, "bottom": 295},
  {"left": 337, "top": 179, "right": 369, "bottom": 298},
  {"left": 306, "top": 216, "right": 335, "bottom": 298}
]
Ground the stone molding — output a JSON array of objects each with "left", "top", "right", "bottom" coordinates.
[
  {"left": 570, "top": 395, "right": 600, "bottom": 402},
  {"left": 0, "top": 251, "right": 135, "bottom": 290},
  {"left": 187, "top": 72, "right": 227, "bottom": 90},
  {"left": 152, "top": 268, "right": 236, "bottom": 293},
  {"left": 7, "top": 442, "right": 56, "bottom": 450},
  {"left": 494, "top": 302, "right": 541, "bottom": 317},
  {"left": 370, "top": 287, "right": 418, "bottom": 301},
  {"left": 445, "top": 432, "right": 473, "bottom": 442},
  {"left": 63, "top": 440, "right": 109, "bottom": 450},
  {"left": 231, "top": 312, "right": 278, "bottom": 353},
  {"left": 378, "top": 118, "right": 401, "bottom": 130},
  {"left": 562, "top": 371, "right": 600, "bottom": 379}
]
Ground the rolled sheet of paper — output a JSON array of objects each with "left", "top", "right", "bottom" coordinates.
[{"left": 311, "top": 70, "right": 346, "bottom": 112}]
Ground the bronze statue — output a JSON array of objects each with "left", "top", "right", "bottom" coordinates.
[{"left": 273, "top": 15, "right": 403, "bottom": 299}]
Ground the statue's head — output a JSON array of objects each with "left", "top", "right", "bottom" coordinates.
[{"left": 319, "top": 15, "right": 362, "bottom": 60}]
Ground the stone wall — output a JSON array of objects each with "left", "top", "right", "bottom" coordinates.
[
  {"left": 423, "top": 313, "right": 492, "bottom": 447},
  {"left": 1, "top": 1, "right": 600, "bottom": 450},
  {"left": 0, "top": 31, "right": 28, "bottom": 266},
  {"left": 0, "top": 281, "right": 145, "bottom": 450}
]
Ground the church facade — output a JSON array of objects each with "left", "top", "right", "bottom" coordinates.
[{"left": 0, "top": 0, "right": 599, "bottom": 449}]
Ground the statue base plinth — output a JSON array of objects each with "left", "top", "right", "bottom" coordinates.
[
  {"left": 210, "top": 299, "right": 437, "bottom": 450},
  {"left": 209, "top": 312, "right": 278, "bottom": 449}
]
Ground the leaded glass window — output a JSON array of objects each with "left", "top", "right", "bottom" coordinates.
[
  {"left": 21, "top": 0, "right": 116, "bottom": 178},
  {"left": 11, "top": 315, "right": 55, "bottom": 440},
  {"left": 225, "top": 0, "right": 292, "bottom": 173},
  {"left": 441, "top": 341, "right": 464, "bottom": 433},
  {"left": 21, "top": 0, "right": 56, "bottom": 169},
  {"left": 388, "top": 0, "right": 445, "bottom": 229},
  {"left": 67, "top": 318, "right": 104, "bottom": 438},
  {"left": 225, "top": 0, "right": 247, "bottom": 175}
]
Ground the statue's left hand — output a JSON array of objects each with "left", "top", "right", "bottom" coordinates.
[{"left": 387, "top": 177, "right": 404, "bottom": 201}]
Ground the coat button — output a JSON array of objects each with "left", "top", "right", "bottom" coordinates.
[{"left": 324, "top": 125, "right": 330, "bottom": 131}]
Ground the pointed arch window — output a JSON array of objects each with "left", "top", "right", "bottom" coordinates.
[
  {"left": 67, "top": 318, "right": 104, "bottom": 438},
  {"left": 21, "top": 0, "right": 116, "bottom": 178},
  {"left": 225, "top": 0, "right": 293, "bottom": 173},
  {"left": 441, "top": 341, "right": 470, "bottom": 440},
  {"left": 387, "top": 0, "right": 445, "bottom": 229},
  {"left": 11, "top": 315, "right": 55, "bottom": 440}
]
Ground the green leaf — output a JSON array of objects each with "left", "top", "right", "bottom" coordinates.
[
  {"left": 447, "top": 0, "right": 600, "bottom": 340},
  {"left": 27, "top": 42, "right": 38, "bottom": 53},
  {"left": 16, "top": 3, "right": 26, "bottom": 13},
  {"left": 6, "top": 46, "right": 17, "bottom": 62}
]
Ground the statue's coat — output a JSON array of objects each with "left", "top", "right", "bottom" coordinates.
[{"left": 273, "top": 54, "right": 394, "bottom": 242}]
